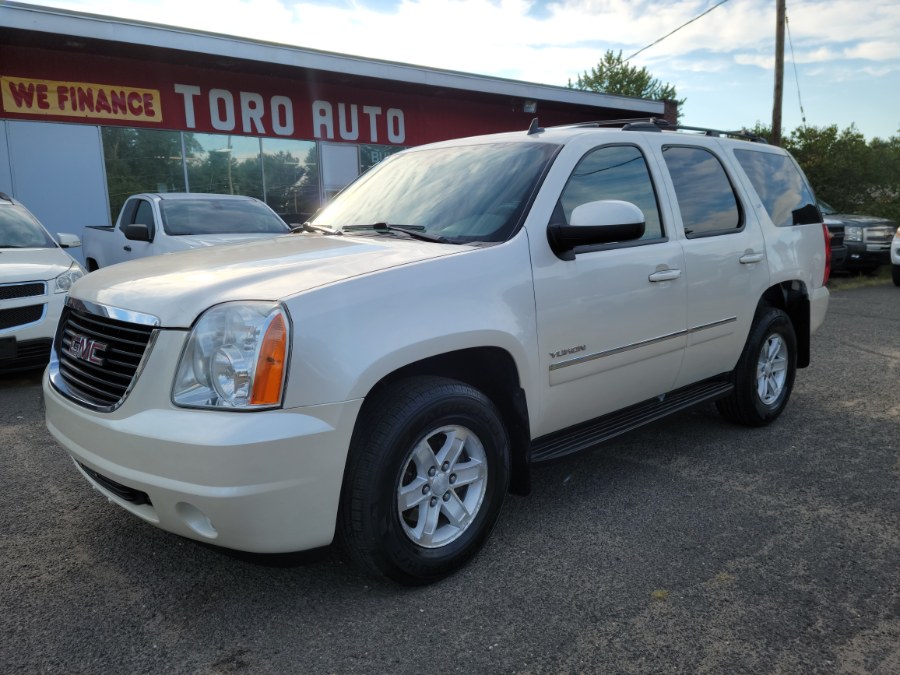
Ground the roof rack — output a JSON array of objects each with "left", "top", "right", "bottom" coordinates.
[{"left": 531, "top": 117, "right": 767, "bottom": 143}]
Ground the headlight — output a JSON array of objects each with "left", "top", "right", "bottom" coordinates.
[
  {"left": 173, "top": 302, "right": 290, "bottom": 410},
  {"left": 844, "top": 226, "right": 862, "bottom": 242},
  {"left": 53, "top": 262, "right": 85, "bottom": 293}
]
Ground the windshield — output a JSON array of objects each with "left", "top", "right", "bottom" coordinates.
[
  {"left": 0, "top": 204, "right": 57, "bottom": 249},
  {"left": 310, "top": 142, "right": 560, "bottom": 242},
  {"left": 160, "top": 199, "right": 290, "bottom": 236},
  {"left": 818, "top": 200, "right": 836, "bottom": 216}
]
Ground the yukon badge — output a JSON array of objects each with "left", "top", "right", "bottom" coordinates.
[
  {"left": 549, "top": 345, "right": 586, "bottom": 359},
  {"left": 67, "top": 334, "right": 108, "bottom": 366}
]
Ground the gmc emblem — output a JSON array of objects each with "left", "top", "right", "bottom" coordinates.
[{"left": 67, "top": 334, "right": 108, "bottom": 366}]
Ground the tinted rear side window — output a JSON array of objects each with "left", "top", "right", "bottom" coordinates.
[
  {"left": 663, "top": 146, "right": 742, "bottom": 237},
  {"left": 734, "top": 149, "right": 819, "bottom": 227}
]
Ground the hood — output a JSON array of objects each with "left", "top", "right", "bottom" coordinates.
[
  {"left": 71, "top": 232, "right": 473, "bottom": 327},
  {"left": 173, "top": 232, "right": 286, "bottom": 248},
  {"left": 0, "top": 247, "right": 78, "bottom": 283},
  {"left": 824, "top": 213, "right": 898, "bottom": 228}
]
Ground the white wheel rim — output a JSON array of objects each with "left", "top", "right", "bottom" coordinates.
[
  {"left": 756, "top": 333, "right": 788, "bottom": 405},
  {"left": 396, "top": 425, "right": 488, "bottom": 549}
]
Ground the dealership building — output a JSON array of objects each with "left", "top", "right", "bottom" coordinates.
[{"left": 1, "top": 1, "right": 671, "bottom": 264}]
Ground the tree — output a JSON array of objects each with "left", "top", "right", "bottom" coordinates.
[
  {"left": 783, "top": 125, "right": 900, "bottom": 222},
  {"left": 568, "top": 50, "right": 684, "bottom": 121}
]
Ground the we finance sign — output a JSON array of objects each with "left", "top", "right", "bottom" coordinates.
[
  {"left": 2, "top": 68, "right": 411, "bottom": 144},
  {"left": 2, "top": 76, "right": 162, "bottom": 123}
]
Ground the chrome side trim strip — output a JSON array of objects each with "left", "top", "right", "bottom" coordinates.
[
  {"left": 65, "top": 296, "right": 161, "bottom": 327},
  {"left": 549, "top": 317, "right": 737, "bottom": 372}
]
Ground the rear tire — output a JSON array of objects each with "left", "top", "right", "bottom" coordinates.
[
  {"left": 717, "top": 307, "right": 797, "bottom": 427},
  {"left": 339, "top": 376, "right": 510, "bottom": 585}
]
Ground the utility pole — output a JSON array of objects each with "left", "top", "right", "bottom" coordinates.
[{"left": 772, "top": 0, "right": 786, "bottom": 146}]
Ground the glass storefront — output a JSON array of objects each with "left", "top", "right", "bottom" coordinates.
[{"left": 100, "top": 128, "right": 355, "bottom": 225}]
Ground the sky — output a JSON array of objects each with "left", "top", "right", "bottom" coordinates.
[{"left": 15, "top": 0, "right": 900, "bottom": 140}]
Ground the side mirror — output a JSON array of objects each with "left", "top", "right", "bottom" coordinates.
[
  {"left": 548, "top": 200, "right": 646, "bottom": 260},
  {"left": 56, "top": 233, "right": 82, "bottom": 248},
  {"left": 124, "top": 223, "right": 152, "bottom": 242}
]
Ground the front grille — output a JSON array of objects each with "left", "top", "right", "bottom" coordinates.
[
  {"left": 0, "top": 304, "right": 44, "bottom": 330},
  {"left": 828, "top": 225, "right": 845, "bottom": 247},
  {"left": 78, "top": 463, "right": 152, "bottom": 506},
  {"left": 0, "top": 282, "right": 46, "bottom": 300},
  {"left": 864, "top": 226, "right": 896, "bottom": 244},
  {"left": 55, "top": 305, "right": 155, "bottom": 408}
]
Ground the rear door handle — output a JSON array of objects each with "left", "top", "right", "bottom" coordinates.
[
  {"left": 648, "top": 268, "right": 682, "bottom": 282},
  {"left": 740, "top": 252, "right": 764, "bottom": 264},
  {"left": 123, "top": 245, "right": 132, "bottom": 252}
]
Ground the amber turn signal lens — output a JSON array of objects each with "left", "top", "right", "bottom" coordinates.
[{"left": 250, "top": 312, "right": 287, "bottom": 405}]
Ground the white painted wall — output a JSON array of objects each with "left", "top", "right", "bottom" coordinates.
[{"left": 5, "top": 121, "right": 111, "bottom": 265}]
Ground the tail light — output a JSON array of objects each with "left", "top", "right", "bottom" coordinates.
[{"left": 822, "top": 223, "right": 831, "bottom": 285}]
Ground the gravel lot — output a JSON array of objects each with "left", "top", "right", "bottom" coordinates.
[{"left": 1, "top": 282, "right": 898, "bottom": 674}]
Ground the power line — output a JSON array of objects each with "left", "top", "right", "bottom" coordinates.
[
  {"left": 785, "top": 12, "right": 808, "bottom": 127},
  {"left": 627, "top": 0, "right": 733, "bottom": 61}
]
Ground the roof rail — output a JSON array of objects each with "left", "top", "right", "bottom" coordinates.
[
  {"left": 538, "top": 117, "right": 768, "bottom": 143},
  {"left": 0, "top": 191, "right": 13, "bottom": 202}
]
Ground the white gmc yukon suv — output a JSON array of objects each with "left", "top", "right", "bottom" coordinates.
[{"left": 44, "top": 120, "right": 830, "bottom": 584}]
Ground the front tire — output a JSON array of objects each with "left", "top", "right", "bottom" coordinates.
[
  {"left": 717, "top": 307, "right": 797, "bottom": 427},
  {"left": 339, "top": 377, "right": 510, "bottom": 585},
  {"left": 892, "top": 264, "right": 900, "bottom": 287}
]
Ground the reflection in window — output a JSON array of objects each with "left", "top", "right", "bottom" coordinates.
[
  {"left": 360, "top": 144, "right": 404, "bottom": 172},
  {"left": 312, "top": 142, "right": 559, "bottom": 242},
  {"left": 663, "top": 146, "right": 741, "bottom": 236},
  {"left": 184, "top": 134, "right": 263, "bottom": 200},
  {"left": 558, "top": 145, "right": 663, "bottom": 240},
  {"left": 261, "top": 139, "right": 318, "bottom": 225},
  {"left": 734, "top": 149, "right": 818, "bottom": 228},
  {"left": 101, "top": 127, "right": 185, "bottom": 221}
]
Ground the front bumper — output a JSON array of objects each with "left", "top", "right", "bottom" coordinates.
[
  {"left": 44, "top": 329, "right": 363, "bottom": 553},
  {"left": 0, "top": 286, "right": 64, "bottom": 372},
  {"left": 844, "top": 242, "right": 891, "bottom": 269}
]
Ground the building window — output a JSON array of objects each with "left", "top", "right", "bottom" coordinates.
[
  {"left": 359, "top": 144, "right": 404, "bottom": 172},
  {"left": 184, "top": 133, "right": 263, "bottom": 200},
  {"left": 101, "top": 127, "right": 185, "bottom": 221},
  {"left": 101, "top": 128, "right": 321, "bottom": 225},
  {"left": 261, "top": 138, "right": 318, "bottom": 225}
]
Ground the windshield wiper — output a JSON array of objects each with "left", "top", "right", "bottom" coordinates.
[
  {"left": 292, "top": 222, "right": 339, "bottom": 235},
  {"left": 342, "top": 223, "right": 451, "bottom": 244}
]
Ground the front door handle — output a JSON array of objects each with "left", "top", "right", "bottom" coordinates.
[
  {"left": 740, "top": 252, "right": 764, "bottom": 264},
  {"left": 648, "top": 268, "right": 682, "bottom": 282}
]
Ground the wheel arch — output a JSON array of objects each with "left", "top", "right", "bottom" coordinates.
[
  {"left": 758, "top": 280, "right": 810, "bottom": 368},
  {"left": 354, "top": 347, "right": 532, "bottom": 497}
]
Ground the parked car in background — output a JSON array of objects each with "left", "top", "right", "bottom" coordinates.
[
  {"left": 891, "top": 226, "right": 900, "bottom": 286},
  {"left": 819, "top": 200, "right": 897, "bottom": 274},
  {"left": 83, "top": 193, "right": 291, "bottom": 270},
  {"left": 1, "top": 193, "right": 85, "bottom": 372}
]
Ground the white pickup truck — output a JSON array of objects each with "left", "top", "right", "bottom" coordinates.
[
  {"left": 82, "top": 192, "right": 291, "bottom": 270},
  {"left": 45, "top": 120, "right": 830, "bottom": 584}
]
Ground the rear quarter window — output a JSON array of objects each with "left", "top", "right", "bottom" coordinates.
[{"left": 733, "top": 149, "right": 819, "bottom": 227}]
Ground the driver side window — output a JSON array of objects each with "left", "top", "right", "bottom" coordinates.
[{"left": 556, "top": 144, "right": 664, "bottom": 240}]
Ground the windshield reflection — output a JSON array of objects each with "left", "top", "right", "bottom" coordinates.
[{"left": 311, "top": 142, "right": 560, "bottom": 243}]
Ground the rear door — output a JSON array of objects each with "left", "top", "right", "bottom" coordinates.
[{"left": 649, "top": 138, "right": 770, "bottom": 389}]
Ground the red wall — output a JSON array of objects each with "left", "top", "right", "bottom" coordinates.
[{"left": 1, "top": 45, "right": 597, "bottom": 145}]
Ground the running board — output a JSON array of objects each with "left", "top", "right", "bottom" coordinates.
[{"left": 530, "top": 379, "right": 734, "bottom": 464}]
